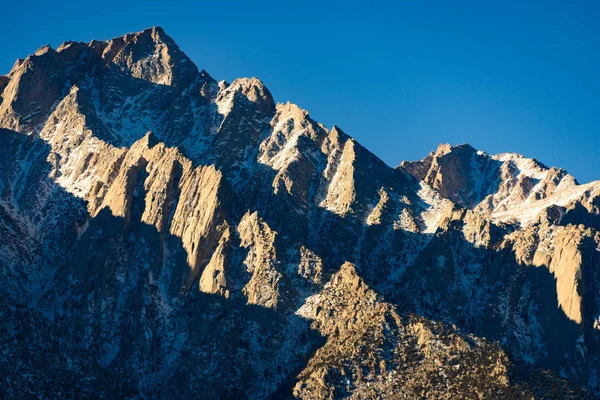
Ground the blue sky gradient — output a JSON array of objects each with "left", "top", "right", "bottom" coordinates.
[{"left": 2, "top": 1, "right": 599, "bottom": 181}]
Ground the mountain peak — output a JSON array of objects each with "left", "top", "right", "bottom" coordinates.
[
  {"left": 100, "top": 26, "right": 198, "bottom": 88},
  {"left": 119, "top": 26, "right": 174, "bottom": 49},
  {"left": 216, "top": 77, "right": 275, "bottom": 116},
  {"left": 435, "top": 142, "right": 476, "bottom": 155},
  {"left": 146, "top": 25, "right": 167, "bottom": 37},
  {"left": 33, "top": 44, "right": 53, "bottom": 56},
  {"left": 330, "top": 124, "right": 347, "bottom": 136}
]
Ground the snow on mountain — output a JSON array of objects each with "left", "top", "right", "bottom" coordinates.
[
  {"left": 0, "top": 27, "right": 599, "bottom": 398},
  {"left": 399, "top": 143, "right": 600, "bottom": 226}
]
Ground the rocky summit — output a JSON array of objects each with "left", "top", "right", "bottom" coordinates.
[{"left": 1, "top": 27, "right": 599, "bottom": 399}]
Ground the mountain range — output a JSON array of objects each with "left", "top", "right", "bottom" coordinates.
[{"left": 1, "top": 27, "right": 599, "bottom": 399}]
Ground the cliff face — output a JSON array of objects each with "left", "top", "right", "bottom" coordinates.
[{"left": 0, "top": 27, "right": 598, "bottom": 398}]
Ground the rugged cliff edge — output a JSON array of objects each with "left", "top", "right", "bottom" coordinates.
[{"left": 1, "top": 27, "right": 598, "bottom": 398}]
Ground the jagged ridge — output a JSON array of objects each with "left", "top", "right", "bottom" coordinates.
[{"left": 1, "top": 27, "right": 599, "bottom": 398}]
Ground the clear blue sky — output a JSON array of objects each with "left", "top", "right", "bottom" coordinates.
[{"left": 2, "top": 1, "right": 599, "bottom": 182}]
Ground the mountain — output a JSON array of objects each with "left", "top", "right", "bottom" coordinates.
[
  {"left": 398, "top": 143, "right": 600, "bottom": 226},
  {"left": 0, "top": 27, "right": 598, "bottom": 398}
]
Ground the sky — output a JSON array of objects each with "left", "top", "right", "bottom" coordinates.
[{"left": 1, "top": 1, "right": 599, "bottom": 182}]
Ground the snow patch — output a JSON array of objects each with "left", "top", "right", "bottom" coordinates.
[{"left": 295, "top": 294, "right": 321, "bottom": 320}]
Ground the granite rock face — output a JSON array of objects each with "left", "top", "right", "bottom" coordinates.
[{"left": 0, "top": 28, "right": 599, "bottom": 398}]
